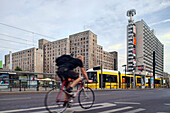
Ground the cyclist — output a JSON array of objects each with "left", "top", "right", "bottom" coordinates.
[{"left": 56, "top": 55, "right": 92, "bottom": 106}]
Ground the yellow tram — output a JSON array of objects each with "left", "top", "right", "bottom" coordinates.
[
  {"left": 85, "top": 68, "right": 162, "bottom": 89},
  {"left": 135, "top": 74, "right": 161, "bottom": 88},
  {"left": 85, "top": 68, "right": 133, "bottom": 89}
]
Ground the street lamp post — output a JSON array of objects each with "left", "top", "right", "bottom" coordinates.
[
  {"left": 153, "top": 51, "right": 155, "bottom": 88},
  {"left": 122, "top": 65, "right": 127, "bottom": 88}
]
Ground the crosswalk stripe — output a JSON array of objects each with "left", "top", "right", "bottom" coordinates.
[
  {"left": 123, "top": 108, "right": 146, "bottom": 113},
  {"left": 30, "top": 103, "right": 116, "bottom": 113},
  {"left": 98, "top": 106, "right": 133, "bottom": 113},
  {"left": 114, "top": 102, "right": 140, "bottom": 105},
  {"left": 67, "top": 103, "right": 116, "bottom": 112},
  {"left": 0, "top": 106, "right": 46, "bottom": 113},
  {"left": 0, "top": 102, "right": 112, "bottom": 113},
  {"left": 0, "top": 102, "right": 146, "bottom": 113},
  {"left": 164, "top": 103, "right": 170, "bottom": 106},
  {"left": 157, "top": 112, "right": 170, "bottom": 113}
]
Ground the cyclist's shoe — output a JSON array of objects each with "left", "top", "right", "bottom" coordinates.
[
  {"left": 67, "top": 103, "right": 72, "bottom": 108},
  {"left": 63, "top": 102, "right": 68, "bottom": 107},
  {"left": 63, "top": 102, "right": 72, "bottom": 108},
  {"left": 64, "top": 87, "right": 74, "bottom": 96},
  {"left": 64, "top": 90, "right": 74, "bottom": 96}
]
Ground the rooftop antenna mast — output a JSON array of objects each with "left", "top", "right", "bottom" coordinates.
[{"left": 127, "top": 9, "right": 136, "bottom": 20}]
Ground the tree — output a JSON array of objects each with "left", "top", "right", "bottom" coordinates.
[{"left": 15, "top": 66, "right": 22, "bottom": 71}]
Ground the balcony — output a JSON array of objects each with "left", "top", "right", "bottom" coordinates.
[
  {"left": 128, "top": 37, "right": 133, "bottom": 40},
  {"left": 128, "top": 45, "right": 133, "bottom": 48},
  {"left": 128, "top": 52, "right": 133, "bottom": 55},
  {"left": 128, "top": 60, "right": 133, "bottom": 63},
  {"left": 128, "top": 56, "right": 133, "bottom": 59},
  {"left": 128, "top": 29, "right": 133, "bottom": 33},
  {"left": 128, "top": 64, "right": 133, "bottom": 66},
  {"left": 128, "top": 42, "right": 133, "bottom": 45},
  {"left": 128, "top": 33, "right": 133, "bottom": 37},
  {"left": 128, "top": 48, "right": 133, "bottom": 52},
  {"left": 128, "top": 68, "right": 133, "bottom": 71},
  {"left": 128, "top": 25, "right": 133, "bottom": 29}
]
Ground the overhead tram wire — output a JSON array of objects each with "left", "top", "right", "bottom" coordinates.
[
  {"left": 0, "top": 46, "right": 43, "bottom": 55},
  {"left": 0, "top": 33, "right": 36, "bottom": 44},
  {"left": 0, "top": 46, "right": 20, "bottom": 50},
  {"left": 0, "top": 22, "right": 56, "bottom": 40},
  {"left": 0, "top": 38, "right": 34, "bottom": 46}
]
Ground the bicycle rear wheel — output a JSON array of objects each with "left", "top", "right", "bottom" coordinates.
[
  {"left": 78, "top": 87, "right": 95, "bottom": 109},
  {"left": 44, "top": 87, "right": 68, "bottom": 113}
]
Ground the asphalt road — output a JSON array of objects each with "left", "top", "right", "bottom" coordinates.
[{"left": 0, "top": 88, "right": 170, "bottom": 113}]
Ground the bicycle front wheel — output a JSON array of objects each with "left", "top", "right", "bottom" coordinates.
[
  {"left": 44, "top": 87, "right": 67, "bottom": 113},
  {"left": 78, "top": 87, "right": 95, "bottom": 109}
]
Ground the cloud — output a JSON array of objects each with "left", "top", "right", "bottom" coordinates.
[
  {"left": 150, "top": 19, "right": 170, "bottom": 26},
  {"left": 160, "top": 33, "right": 170, "bottom": 39},
  {"left": 159, "top": 33, "right": 170, "bottom": 45},
  {"left": 107, "top": 44, "right": 124, "bottom": 51}
]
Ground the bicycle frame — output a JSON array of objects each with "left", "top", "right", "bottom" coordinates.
[{"left": 56, "top": 80, "right": 84, "bottom": 103}]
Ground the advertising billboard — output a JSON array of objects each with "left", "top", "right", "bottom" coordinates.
[
  {"left": 0, "top": 61, "right": 2, "bottom": 69},
  {"left": 137, "top": 65, "right": 146, "bottom": 71},
  {"left": 133, "top": 25, "right": 136, "bottom": 34},
  {"left": 133, "top": 37, "right": 136, "bottom": 45}
]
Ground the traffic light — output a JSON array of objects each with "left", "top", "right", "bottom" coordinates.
[{"left": 93, "top": 66, "right": 101, "bottom": 70}]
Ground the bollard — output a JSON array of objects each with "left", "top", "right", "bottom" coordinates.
[
  {"left": 96, "top": 82, "right": 97, "bottom": 90},
  {"left": 19, "top": 80, "right": 21, "bottom": 91},
  {"left": 24, "top": 86, "right": 26, "bottom": 91},
  {"left": 10, "top": 85, "right": 12, "bottom": 92},
  {"left": 45, "top": 82, "right": 47, "bottom": 91},
  {"left": 86, "top": 82, "right": 88, "bottom": 88},
  {"left": 110, "top": 81, "right": 111, "bottom": 89},
  {"left": 37, "top": 80, "right": 39, "bottom": 91}
]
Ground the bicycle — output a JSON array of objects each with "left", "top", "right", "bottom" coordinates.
[{"left": 44, "top": 77, "right": 95, "bottom": 113}]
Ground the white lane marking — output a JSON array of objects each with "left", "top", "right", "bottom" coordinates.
[
  {"left": 66, "top": 102, "right": 116, "bottom": 112},
  {"left": 38, "top": 103, "right": 116, "bottom": 113},
  {"left": 123, "top": 108, "right": 146, "bottom": 113},
  {"left": 0, "top": 97, "right": 31, "bottom": 101},
  {"left": 98, "top": 106, "right": 133, "bottom": 113},
  {"left": 0, "top": 106, "right": 46, "bottom": 113},
  {"left": 164, "top": 103, "right": 170, "bottom": 106},
  {"left": 157, "top": 112, "right": 170, "bottom": 113},
  {"left": 0, "top": 102, "right": 113, "bottom": 113},
  {"left": 72, "top": 101, "right": 92, "bottom": 106},
  {"left": 114, "top": 102, "right": 141, "bottom": 105}
]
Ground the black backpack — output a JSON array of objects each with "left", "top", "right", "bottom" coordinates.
[{"left": 55, "top": 55, "right": 73, "bottom": 66}]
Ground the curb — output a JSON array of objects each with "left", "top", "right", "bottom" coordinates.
[{"left": 0, "top": 88, "right": 157, "bottom": 95}]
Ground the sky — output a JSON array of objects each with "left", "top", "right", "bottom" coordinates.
[{"left": 0, "top": 0, "right": 170, "bottom": 73}]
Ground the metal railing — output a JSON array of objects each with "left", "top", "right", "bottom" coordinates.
[{"left": 0, "top": 79, "right": 169, "bottom": 92}]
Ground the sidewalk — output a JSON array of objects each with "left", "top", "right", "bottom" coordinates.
[{"left": 0, "top": 87, "right": 157, "bottom": 95}]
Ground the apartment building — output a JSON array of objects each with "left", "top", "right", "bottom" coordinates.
[
  {"left": 40, "top": 30, "right": 118, "bottom": 74},
  {"left": 97, "top": 45, "right": 118, "bottom": 70},
  {"left": 40, "top": 38, "right": 70, "bottom": 73},
  {"left": 135, "top": 20, "right": 164, "bottom": 76},
  {"left": 5, "top": 48, "right": 43, "bottom": 73},
  {"left": 69, "top": 30, "right": 97, "bottom": 72},
  {"left": 69, "top": 30, "right": 118, "bottom": 72},
  {"left": 126, "top": 9, "right": 164, "bottom": 77},
  {"left": 4, "top": 30, "right": 118, "bottom": 78}
]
